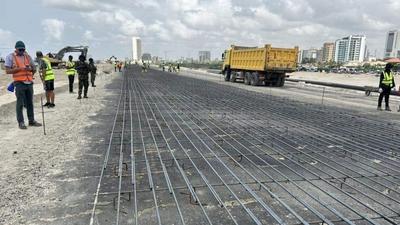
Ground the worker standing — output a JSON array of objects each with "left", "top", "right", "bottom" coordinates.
[
  {"left": 75, "top": 55, "right": 90, "bottom": 99},
  {"left": 36, "top": 51, "right": 56, "bottom": 108},
  {"left": 377, "top": 63, "right": 396, "bottom": 111},
  {"left": 117, "top": 62, "right": 122, "bottom": 72},
  {"left": 66, "top": 55, "right": 76, "bottom": 93},
  {"left": 4, "top": 41, "right": 42, "bottom": 129},
  {"left": 88, "top": 58, "right": 97, "bottom": 87}
]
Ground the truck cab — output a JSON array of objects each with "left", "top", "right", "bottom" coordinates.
[{"left": 222, "top": 50, "right": 231, "bottom": 71}]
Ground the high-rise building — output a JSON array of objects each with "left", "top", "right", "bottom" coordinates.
[
  {"left": 199, "top": 51, "right": 211, "bottom": 63},
  {"left": 384, "top": 30, "right": 400, "bottom": 59},
  {"left": 322, "top": 42, "right": 335, "bottom": 62},
  {"left": 297, "top": 50, "right": 303, "bottom": 64},
  {"left": 132, "top": 37, "right": 142, "bottom": 61},
  {"left": 334, "top": 35, "right": 366, "bottom": 63}
]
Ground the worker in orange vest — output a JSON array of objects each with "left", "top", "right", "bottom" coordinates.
[{"left": 4, "top": 41, "right": 42, "bottom": 129}]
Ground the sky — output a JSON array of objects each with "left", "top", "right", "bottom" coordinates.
[{"left": 0, "top": 0, "right": 399, "bottom": 60}]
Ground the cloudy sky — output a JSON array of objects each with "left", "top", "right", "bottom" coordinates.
[{"left": 0, "top": 0, "right": 399, "bottom": 60}]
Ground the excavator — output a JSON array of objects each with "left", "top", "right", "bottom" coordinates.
[
  {"left": 107, "top": 55, "right": 117, "bottom": 64},
  {"left": 46, "top": 46, "right": 88, "bottom": 68}
]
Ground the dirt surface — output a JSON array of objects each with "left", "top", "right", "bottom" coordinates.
[
  {"left": 0, "top": 64, "right": 117, "bottom": 225},
  {"left": 289, "top": 71, "right": 383, "bottom": 87}
]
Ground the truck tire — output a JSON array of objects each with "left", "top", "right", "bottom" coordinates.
[
  {"left": 244, "top": 72, "right": 251, "bottom": 85},
  {"left": 250, "top": 72, "right": 259, "bottom": 86},
  {"left": 230, "top": 73, "right": 237, "bottom": 82},
  {"left": 224, "top": 69, "right": 231, "bottom": 81}
]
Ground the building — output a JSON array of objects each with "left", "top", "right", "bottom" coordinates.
[
  {"left": 142, "top": 53, "right": 152, "bottom": 61},
  {"left": 301, "top": 48, "right": 318, "bottom": 63},
  {"left": 151, "top": 56, "right": 160, "bottom": 64},
  {"left": 297, "top": 50, "right": 303, "bottom": 64},
  {"left": 199, "top": 51, "right": 211, "bottom": 63},
  {"left": 322, "top": 42, "right": 335, "bottom": 62},
  {"left": 131, "top": 37, "right": 142, "bottom": 61},
  {"left": 316, "top": 49, "right": 323, "bottom": 63},
  {"left": 334, "top": 35, "right": 366, "bottom": 63},
  {"left": 384, "top": 30, "right": 400, "bottom": 59}
]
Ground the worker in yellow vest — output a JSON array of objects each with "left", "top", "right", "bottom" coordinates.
[
  {"left": 378, "top": 63, "right": 396, "bottom": 111},
  {"left": 66, "top": 55, "right": 76, "bottom": 93},
  {"left": 36, "top": 51, "right": 56, "bottom": 108}
]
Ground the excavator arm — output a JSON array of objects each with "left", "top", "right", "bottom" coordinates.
[
  {"left": 46, "top": 46, "right": 89, "bottom": 68},
  {"left": 55, "top": 46, "right": 88, "bottom": 60}
]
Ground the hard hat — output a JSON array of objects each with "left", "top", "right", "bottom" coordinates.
[
  {"left": 36, "top": 51, "right": 43, "bottom": 57},
  {"left": 15, "top": 41, "right": 25, "bottom": 50}
]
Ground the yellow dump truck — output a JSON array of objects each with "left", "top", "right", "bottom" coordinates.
[{"left": 222, "top": 44, "right": 299, "bottom": 87}]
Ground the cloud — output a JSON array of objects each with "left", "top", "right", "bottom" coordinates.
[
  {"left": 41, "top": 0, "right": 112, "bottom": 11},
  {"left": 167, "top": 20, "right": 200, "bottom": 39},
  {"left": 134, "top": 0, "right": 160, "bottom": 8},
  {"left": 42, "top": 19, "right": 65, "bottom": 41},
  {"left": 83, "top": 30, "right": 94, "bottom": 40},
  {"left": 148, "top": 21, "right": 171, "bottom": 41},
  {"left": 83, "top": 9, "right": 145, "bottom": 37},
  {"left": 0, "top": 28, "right": 14, "bottom": 46},
  {"left": 36, "top": 0, "right": 400, "bottom": 59}
]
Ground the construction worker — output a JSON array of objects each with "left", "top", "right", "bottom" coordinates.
[
  {"left": 88, "top": 58, "right": 97, "bottom": 87},
  {"left": 4, "top": 41, "right": 42, "bottom": 129},
  {"left": 141, "top": 62, "right": 147, "bottom": 72},
  {"left": 377, "top": 63, "right": 396, "bottom": 111},
  {"left": 117, "top": 62, "right": 122, "bottom": 72},
  {"left": 75, "top": 54, "right": 90, "bottom": 99},
  {"left": 36, "top": 51, "right": 56, "bottom": 108},
  {"left": 66, "top": 55, "right": 76, "bottom": 93}
]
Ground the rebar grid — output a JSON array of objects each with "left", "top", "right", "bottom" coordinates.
[{"left": 90, "top": 66, "right": 400, "bottom": 225}]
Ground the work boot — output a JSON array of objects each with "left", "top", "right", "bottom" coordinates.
[
  {"left": 385, "top": 106, "right": 392, "bottom": 111},
  {"left": 29, "top": 121, "right": 42, "bottom": 127},
  {"left": 377, "top": 106, "right": 383, "bottom": 111},
  {"left": 77, "top": 96, "right": 82, "bottom": 99},
  {"left": 19, "top": 122, "right": 27, "bottom": 129}
]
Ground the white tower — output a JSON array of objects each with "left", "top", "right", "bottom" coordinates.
[{"left": 132, "top": 37, "right": 142, "bottom": 62}]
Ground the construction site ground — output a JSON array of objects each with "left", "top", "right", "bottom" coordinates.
[{"left": 0, "top": 65, "right": 399, "bottom": 225}]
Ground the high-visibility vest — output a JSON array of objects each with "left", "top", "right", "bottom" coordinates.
[
  {"left": 42, "top": 58, "right": 55, "bottom": 81},
  {"left": 12, "top": 53, "right": 33, "bottom": 82},
  {"left": 382, "top": 72, "right": 394, "bottom": 87},
  {"left": 66, "top": 61, "right": 76, "bottom": 75}
]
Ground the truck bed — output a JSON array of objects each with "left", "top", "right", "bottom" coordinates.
[{"left": 229, "top": 45, "right": 298, "bottom": 72}]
